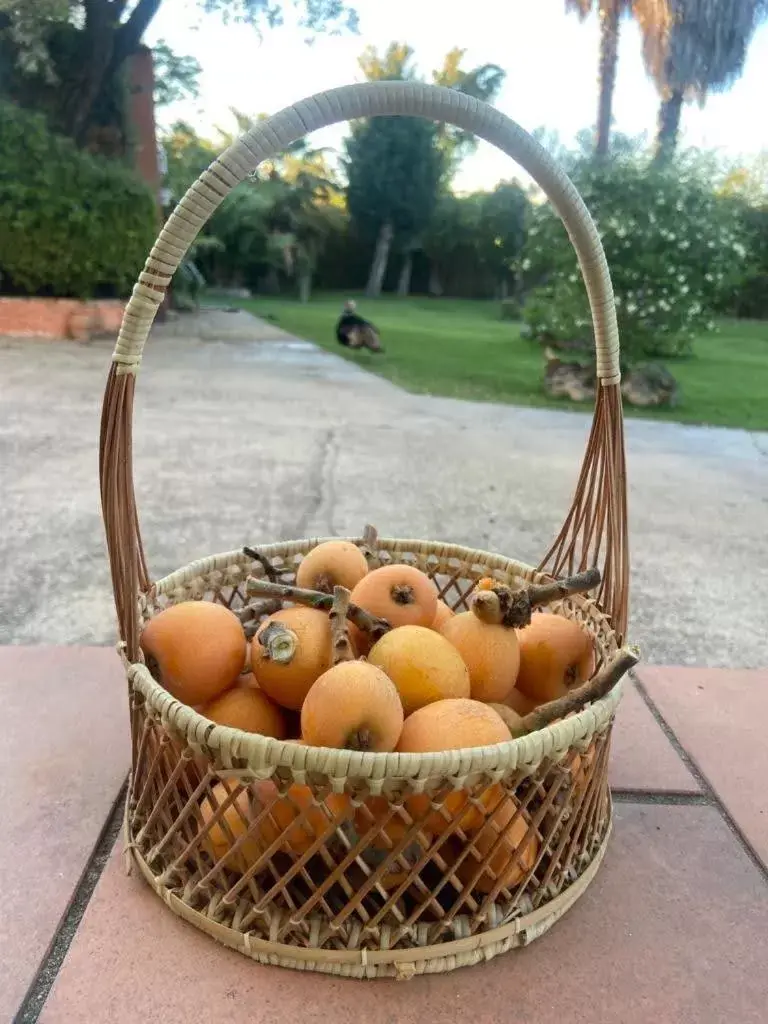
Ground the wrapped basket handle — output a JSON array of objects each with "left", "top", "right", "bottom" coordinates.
[{"left": 100, "top": 81, "right": 629, "bottom": 657}]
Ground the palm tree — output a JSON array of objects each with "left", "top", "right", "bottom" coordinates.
[
  {"left": 259, "top": 142, "right": 343, "bottom": 302},
  {"left": 357, "top": 42, "right": 418, "bottom": 81},
  {"left": 213, "top": 111, "right": 342, "bottom": 299},
  {"left": 431, "top": 47, "right": 506, "bottom": 176},
  {"left": 642, "top": 0, "right": 768, "bottom": 161},
  {"left": 565, "top": 1, "right": 669, "bottom": 157}
]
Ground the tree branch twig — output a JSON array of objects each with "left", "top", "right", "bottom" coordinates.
[
  {"left": 358, "top": 523, "right": 379, "bottom": 566},
  {"left": 472, "top": 568, "right": 601, "bottom": 629},
  {"left": 243, "top": 546, "right": 281, "bottom": 583},
  {"left": 246, "top": 577, "right": 391, "bottom": 640},
  {"left": 512, "top": 646, "right": 639, "bottom": 737},
  {"left": 330, "top": 586, "right": 354, "bottom": 664}
]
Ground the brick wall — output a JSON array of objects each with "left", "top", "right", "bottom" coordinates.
[
  {"left": 128, "top": 46, "right": 160, "bottom": 201},
  {"left": 0, "top": 298, "right": 126, "bottom": 340}
]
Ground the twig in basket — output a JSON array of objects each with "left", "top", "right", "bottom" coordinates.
[
  {"left": 243, "top": 546, "right": 281, "bottom": 582},
  {"left": 329, "top": 586, "right": 355, "bottom": 664},
  {"left": 358, "top": 523, "right": 379, "bottom": 566},
  {"left": 235, "top": 601, "right": 282, "bottom": 639},
  {"left": 471, "top": 568, "right": 601, "bottom": 629},
  {"left": 246, "top": 577, "right": 392, "bottom": 640},
  {"left": 511, "top": 646, "right": 639, "bottom": 738},
  {"left": 527, "top": 568, "right": 602, "bottom": 610}
]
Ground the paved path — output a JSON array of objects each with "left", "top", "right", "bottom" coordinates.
[
  {"left": 1, "top": 309, "right": 766, "bottom": 666},
  {"left": 1, "top": 311, "right": 767, "bottom": 1020}
]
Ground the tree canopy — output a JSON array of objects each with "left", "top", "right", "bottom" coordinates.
[
  {"left": 344, "top": 41, "right": 506, "bottom": 295},
  {"left": 345, "top": 115, "right": 443, "bottom": 294},
  {"left": 0, "top": 0, "right": 357, "bottom": 150},
  {"left": 152, "top": 40, "right": 202, "bottom": 109}
]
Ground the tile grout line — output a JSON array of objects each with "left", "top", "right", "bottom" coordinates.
[
  {"left": 611, "top": 789, "right": 711, "bottom": 806},
  {"left": 13, "top": 778, "right": 128, "bottom": 1024},
  {"left": 632, "top": 672, "right": 768, "bottom": 884},
  {"left": 11, "top": 674, "right": 767, "bottom": 1020}
]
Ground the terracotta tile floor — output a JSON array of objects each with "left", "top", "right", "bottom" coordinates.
[
  {"left": 5, "top": 650, "right": 767, "bottom": 1023},
  {"left": 0, "top": 647, "right": 128, "bottom": 1023}
]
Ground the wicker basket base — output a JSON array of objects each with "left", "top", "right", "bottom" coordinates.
[{"left": 125, "top": 805, "right": 612, "bottom": 980}]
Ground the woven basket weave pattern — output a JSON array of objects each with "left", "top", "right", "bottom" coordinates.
[
  {"left": 124, "top": 541, "right": 621, "bottom": 977},
  {"left": 99, "top": 81, "right": 631, "bottom": 976}
]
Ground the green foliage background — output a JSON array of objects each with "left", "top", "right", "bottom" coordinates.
[
  {"left": 522, "top": 150, "right": 750, "bottom": 361},
  {"left": 0, "top": 101, "right": 156, "bottom": 298}
]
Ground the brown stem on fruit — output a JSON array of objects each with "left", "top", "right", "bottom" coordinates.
[
  {"left": 346, "top": 727, "right": 374, "bottom": 751},
  {"left": 246, "top": 577, "right": 392, "bottom": 640},
  {"left": 258, "top": 621, "right": 298, "bottom": 664},
  {"left": 358, "top": 523, "right": 379, "bottom": 566},
  {"left": 390, "top": 584, "right": 415, "bottom": 606},
  {"left": 471, "top": 568, "right": 602, "bottom": 629},
  {"left": 330, "top": 586, "right": 354, "bottom": 665},
  {"left": 243, "top": 546, "right": 281, "bottom": 582},
  {"left": 515, "top": 646, "right": 639, "bottom": 737}
]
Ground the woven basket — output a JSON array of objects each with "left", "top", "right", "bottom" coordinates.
[{"left": 100, "top": 81, "right": 630, "bottom": 979}]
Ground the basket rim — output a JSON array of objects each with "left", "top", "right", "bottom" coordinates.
[{"left": 130, "top": 538, "right": 625, "bottom": 781}]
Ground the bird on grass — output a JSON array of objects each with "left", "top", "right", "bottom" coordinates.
[{"left": 335, "top": 300, "right": 383, "bottom": 353}]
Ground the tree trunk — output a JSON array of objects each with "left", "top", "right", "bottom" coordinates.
[
  {"left": 655, "top": 89, "right": 684, "bottom": 164},
  {"left": 57, "top": 3, "right": 115, "bottom": 143},
  {"left": 397, "top": 250, "right": 414, "bottom": 297},
  {"left": 262, "top": 268, "right": 280, "bottom": 295},
  {"left": 58, "top": 0, "right": 162, "bottom": 145},
  {"left": 595, "top": 0, "right": 621, "bottom": 158},
  {"left": 366, "top": 221, "right": 393, "bottom": 298},
  {"left": 428, "top": 264, "right": 443, "bottom": 297},
  {"left": 298, "top": 272, "right": 312, "bottom": 304}
]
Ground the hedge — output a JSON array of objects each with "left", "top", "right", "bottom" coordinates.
[{"left": 0, "top": 101, "right": 157, "bottom": 298}]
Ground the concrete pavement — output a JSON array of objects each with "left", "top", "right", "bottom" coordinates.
[{"left": 1, "top": 309, "right": 766, "bottom": 665}]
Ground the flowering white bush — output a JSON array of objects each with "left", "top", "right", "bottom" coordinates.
[{"left": 522, "top": 152, "right": 749, "bottom": 360}]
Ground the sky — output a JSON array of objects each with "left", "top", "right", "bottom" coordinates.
[{"left": 147, "top": 0, "right": 768, "bottom": 192}]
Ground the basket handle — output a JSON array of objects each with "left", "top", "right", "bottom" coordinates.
[{"left": 100, "top": 81, "right": 629, "bottom": 657}]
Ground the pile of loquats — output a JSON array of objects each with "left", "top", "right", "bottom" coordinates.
[{"left": 140, "top": 531, "right": 630, "bottom": 895}]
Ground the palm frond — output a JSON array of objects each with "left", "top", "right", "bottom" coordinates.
[
  {"left": 642, "top": 0, "right": 768, "bottom": 100},
  {"left": 565, "top": 0, "right": 595, "bottom": 17}
]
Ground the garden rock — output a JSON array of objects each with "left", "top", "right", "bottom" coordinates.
[
  {"left": 621, "top": 364, "right": 679, "bottom": 408},
  {"left": 543, "top": 349, "right": 596, "bottom": 402}
]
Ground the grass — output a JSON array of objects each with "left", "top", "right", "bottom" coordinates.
[{"left": 230, "top": 293, "right": 768, "bottom": 431}]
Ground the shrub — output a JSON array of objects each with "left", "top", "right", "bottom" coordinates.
[
  {"left": 423, "top": 185, "right": 529, "bottom": 299},
  {"left": 732, "top": 205, "right": 768, "bottom": 320},
  {"left": 521, "top": 151, "right": 749, "bottom": 361},
  {"left": 0, "top": 101, "right": 156, "bottom": 298}
]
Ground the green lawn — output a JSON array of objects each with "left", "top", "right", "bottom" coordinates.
[{"left": 231, "top": 293, "right": 768, "bottom": 431}]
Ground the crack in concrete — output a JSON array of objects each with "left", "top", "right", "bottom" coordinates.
[
  {"left": 748, "top": 431, "right": 768, "bottom": 460},
  {"left": 293, "top": 426, "right": 339, "bottom": 539}
]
